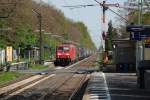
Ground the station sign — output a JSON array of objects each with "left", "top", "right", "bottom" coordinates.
[
  {"left": 127, "top": 25, "right": 150, "bottom": 40},
  {"left": 127, "top": 25, "right": 150, "bottom": 32},
  {"left": 127, "top": 25, "right": 144, "bottom": 32}
]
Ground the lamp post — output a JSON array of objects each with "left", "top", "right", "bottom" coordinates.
[{"left": 32, "top": 9, "right": 43, "bottom": 64}]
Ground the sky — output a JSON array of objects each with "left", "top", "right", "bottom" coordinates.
[{"left": 41, "top": 0, "right": 127, "bottom": 48}]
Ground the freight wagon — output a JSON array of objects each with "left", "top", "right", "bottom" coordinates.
[{"left": 112, "top": 39, "right": 136, "bottom": 72}]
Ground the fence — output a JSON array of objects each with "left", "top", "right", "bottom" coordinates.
[{"left": 9, "top": 61, "right": 29, "bottom": 71}]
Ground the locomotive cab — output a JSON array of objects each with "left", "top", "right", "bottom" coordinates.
[{"left": 55, "top": 44, "right": 77, "bottom": 66}]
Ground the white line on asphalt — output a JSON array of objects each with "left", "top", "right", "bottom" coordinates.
[
  {"left": 4, "top": 74, "right": 55, "bottom": 99},
  {"left": 55, "top": 67, "right": 64, "bottom": 70},
  {"left": 102, "top": 72, "right": 111, "bottom": 100}
]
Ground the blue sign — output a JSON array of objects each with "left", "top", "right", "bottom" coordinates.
[
  {"left": 130, "top": 32, "right": 150, "bottom": 41},
  {"left": 130, "top": 32, "right": 141, "bottom": 40},
  {"left": 127, "top": 25, "right": 143, "bottom": 32},
  {"left": 127, "top": 25, "right": 150, "bottom": 32}
]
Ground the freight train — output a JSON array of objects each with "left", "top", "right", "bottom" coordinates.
[{"left": 54, "top": 43, "right": 92, "bottom": 66}]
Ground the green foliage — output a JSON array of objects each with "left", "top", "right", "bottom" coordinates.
[
  {"left": 0, "top": 19, "right": 7, "bottom": 28},
  {"left": 0, "top": 71, "right": 24, "bottom": 85},
  {"left": 62, "top": 33, "right": 69, "bottom": 40},
  {"left": 0, "top": 0, "right": 96, "bottom": 51},
  {"left": 0, "top": 20, "right": 7, "bottom": 48},
  {"left": 143, "top": 12, "right": 150, "bottom": 24},
  {"left": 0, "top": 22, "right": 37, "bottom": 48},
  {"left": 76, "top": 22, "right": 96, "bottom": 49},
  {"left": 105, "top": 21, "right": 113, "bottom": 51},
  {"left": 43, "top": 35, "right": 62, "bottom": 60},
  {"left": 0, "top": 39, "right": 6, "bottom": 48},
  {"left": 29, "top": 64, "right": 49, "bottom": 70},
  {"left": 128, "top": 11, "right": 150, "bottom": 24},
  {"left": 14, "top": 25, "right": 37, "bottom": 48}
]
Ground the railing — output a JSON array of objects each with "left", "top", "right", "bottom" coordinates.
[{"left": 10, "top": 62, "right": 29, "bottom": 71}]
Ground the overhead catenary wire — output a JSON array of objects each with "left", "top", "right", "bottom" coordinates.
[
  {"left": 108, "top": 8, "right": 129, "bottom": 23},
  {"left": 62, "top": 0, "right": 130, "bottom": 48},
  {"left": 63, "top": 4, "right": 99, "bottom": 9},
  {"left": 63, "top": 0, "right": 86, "bottom": 23},
  {"left": 63, "top": 0, "right": 76, "bottom": 19},
  {"left": 63, "top": 0, "right": 129, "bottom": 23},
  {"left": 94, "top": 0, "right": 129, "bottom": 23}
]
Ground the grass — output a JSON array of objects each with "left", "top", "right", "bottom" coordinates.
[
  {"left": 0, "top": 71, "right": 24, "bottom": 85},
  {"left": 29, "top": 64, "right": 49, "bottom": 70}
]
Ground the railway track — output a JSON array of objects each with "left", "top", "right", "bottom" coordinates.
[
  {"left": 0, "top": 74, "right": 55, "bottom": 100},
  {"left": 39, "top": 74, "right": 89, "bottom": 100},
  {"left": 0, "top": 54, "right": 98, "bottom": 100}
]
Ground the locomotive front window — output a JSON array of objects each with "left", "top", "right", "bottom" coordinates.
[
  {"left": 58, "top": 47, "right": 69, "bottom": 51},
  {"left": 58, "top": 47, "right": 63, "bottom": 51},
  {"left": 63, "top": 47, "right": 69, "bottom": 51}
]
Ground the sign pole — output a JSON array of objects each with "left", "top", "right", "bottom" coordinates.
[{"left": 136, "top": 0, "right": 143, "bottom": 71}]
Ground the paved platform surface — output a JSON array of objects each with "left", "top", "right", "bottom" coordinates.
[
  {"left": 106, "top": 73, "right": 150, "bottom": 100},
  {"left": 83, "top": 72, "right": 150, "bottom": 100}
]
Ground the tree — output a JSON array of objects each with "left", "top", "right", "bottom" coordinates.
[
  {"left": 0, "top": 0, "right": 96, "bottom": 50},
  {"left": 105, "top": 21, "right": 116, "bottom": 51}
]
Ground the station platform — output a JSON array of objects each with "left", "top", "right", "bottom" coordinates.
[
  {"left": 83, "top": 72, "right": 150, "bottom": 100},
  {"left": 83, "top": 72, "right": 111, "bottom": 100}
]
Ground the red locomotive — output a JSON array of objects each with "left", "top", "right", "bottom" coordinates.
[
  {"left": 54, "top": 43, "right": 78, "bottom": 66},
  {"left": 54, "top": 43, "right": 93, "bottom": 66}
]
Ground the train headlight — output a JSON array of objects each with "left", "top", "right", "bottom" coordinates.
[
  {"left": 57, "top": 53, "right": 62, "bottom": 56},
  {"left": 66, "top": 53, "right": 70, "bottom": 56}
]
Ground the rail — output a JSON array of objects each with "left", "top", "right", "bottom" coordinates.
[
  {"left": 69, "top": 74, "right": 89, "bottom": 100},
  {"left": 38, "top": 73, "right": 75, "bottom": 100}
]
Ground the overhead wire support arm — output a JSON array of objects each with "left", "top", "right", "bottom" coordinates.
[
  {"left": 94, "top": 0, "right": 129, "bottom": 24},
  {"left": 63, "top": 0, "right": 129, "bottom": 23}
]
